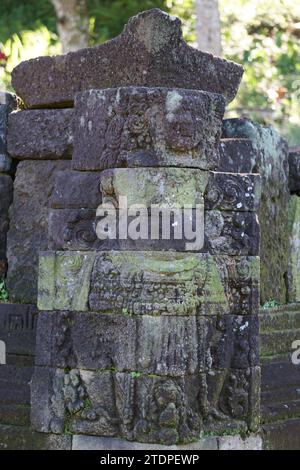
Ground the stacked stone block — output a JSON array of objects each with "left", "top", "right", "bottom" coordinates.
[
  {"left": 5, "top": 107, "right": 73, "bottom": 303},
  {"left": 0, "top": 92, "right": 17, "bottom": 278},
  {"left": 222, "top": 118, "right": 289, "bottom": 305},
  {"left": 287, "top": 147, "right": 300, "bottom": 302},
  {"left": 30, "top": 44, "right": 260, "bottom": 444},
  {"left": 1, "top": 9, "right": 264, "bottom": 448},
  {"left": 0, "top": 304, "right": 37, "bottom": 430},
  {"left": 260, "top": 304, "right": 300, "bottom": 450}
]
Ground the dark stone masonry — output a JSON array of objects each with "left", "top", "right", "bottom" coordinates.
[
  {"left": 0, "top": 8, "right": 299, "bottom": 450},
  {"left": 12, "top": 9, "right": 243, "bottom": 108}
]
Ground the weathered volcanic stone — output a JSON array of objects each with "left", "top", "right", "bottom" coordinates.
[
  {"left": 48, "top": 208, "right": 209, "bottom": 252},
  {"left": 218, "top": 138, "right": 258, "bottom": 173},
  {"left": 262, "top": 419, "right": 300, "bottom": 451},
  {"left": 205, "top": 172, "right": 261, "bottom": 212},
  {"left": 0, "top": 92, "right": 17, "bottom": 173},
  {"left": 71, "top": 434, "right": 219, "bottom": 450},
  {"left": 98, "top": 167, "right": 207, "bottom": 207},
  {"left": 205, "top": 211, "right": 260, "bottom": 256},
  {"left": 38, "top": 251, "right": 260, "bottom": 316},
  {"left": 0, "top": 424, "right": 71, "bottom": 450},
  {"left": 98, "top": 168, "right": 260, "bottom": 210},
  {"left": 50, "top": 171, "right": 102, "bottom": 208},
  {"left": 289, "top": 147, "right": 300, "bottom": 195},
  {"left": 35, "top": 310, "right": 259, "bottom": 374},
  {"left": 0, "top": 303, "right": 37, "bottom": 356},
  {"left": 0, "top": 175, "right": 13, "bottom": 277},
  {"left": 72, "top": 87, "right": 225, "bottom": 171},
  {"left": 48, "top": 208, "right": 260, "bottom": 255},
  {"left": 261, "top": 360, "right": 300, "bottom": 424},
  {"left": 222, "top": 118, "right": 289, "bottom": 305},
  {"left": 6, "top": 160, "right": 71, "bottom": 303},
  {"left": 0, "top": 365, "right": 32, "bottom": 405},
  {"left": 7, "top": 109, "right": 73, "bottom": 160},
  {"left": 50, "top": 168, "right": 261, "bottom": 212},
  {"left": 12, "top": 9, "right": 243, "bottom": 108},
  {"left": 31, "top": 366, "right": 259, "bottom": 442},
  {"left": 287, "top": 196, "right": 300, "bottom": 302},
  {"left": 0, "top": 404, "right": 30, "bottom": 427}
]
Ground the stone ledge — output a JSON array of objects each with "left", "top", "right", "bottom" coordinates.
[
  {"left": 0, "top": 425, "right": 71, "bottom": 450},
  {"left": 71, "top": 434, "right": 262, "bottom": 451},
  {"left": 11, "top": 9, "right": 243, "bottom": 108},
  {"left": 262, "top": 419, "right": 300, "bottom": 450},
  {"left": 72, "top": 434, "right": 218, "bottom": 450}
]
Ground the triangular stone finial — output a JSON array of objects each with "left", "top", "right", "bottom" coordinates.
[
  {"left": 124, "top": 8, "right": 182, "bottom": 53},
  {"left": 12, "top": 9, "right": 243, "bottom": 108}
]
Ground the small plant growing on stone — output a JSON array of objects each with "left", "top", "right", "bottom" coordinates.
[
  {"left": 131, "top": 372, "right": 141, "bottom": 379},
  {"left": 0, "top": 280, "right": 8, "bottom": 302},
  {"left": 262, "top": 299, "right": 279, "bottom": 310}
]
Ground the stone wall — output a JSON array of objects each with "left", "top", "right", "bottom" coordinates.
[
  {"left": 260, "top": 304, "right": 300, "bottom": 450},
  {"left": 222, "top": 118, "right": 289, "bottom": 305}
]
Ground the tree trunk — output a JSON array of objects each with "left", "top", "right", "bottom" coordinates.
[
  {"left": 51, "top": 0, "right": 89, "bottom": 53},
  {"left": 195, "top": 0, "right": 222, "bottom": 57}
]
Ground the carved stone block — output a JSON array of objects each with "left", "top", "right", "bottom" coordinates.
[
  {"left": 218, "top": 138, "right": 258, "bottom": 173},
  {"left": 48, "top": 208, "right": 260, "bottom": 255},
  {"left": 72, "top": 87, "right": 225, "bottom": 171},
  {"left": 38, "top": 251, "right": 260, "bottom": 316},
  {"left": 35, "top": 311, "right": 259, "bottom": 374},
  {"left": 98, "top": 167, "right": 207, "bottom": 207},
  {"left": 6, "top": 160, "right": 71, "bottom": 303},
  {"left": 7, "top": 109, "right": 73, "bottom": 160},
  {"left": 12, "top": 9, "right": 243, "bottom": 108},
  {"left": 205, "top": 172, "right": 261, "bottom": 212},
  {"left": 31, "top": 366, "right": 260, "bottom": 443},
  {"left": 205, "top": 211, "right": 260, "bottom": 256},
  {"left": 50, "top": 168, "right": 261, "bottom": 212},
  {"left": 200, "top": 366, "right": 260, "bottom": 434},
  {"left": 0, "top": 303, "right": 37, "bottom": 356}
]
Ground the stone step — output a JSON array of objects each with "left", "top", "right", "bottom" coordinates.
[
  {"left": 259, "top": 307, "right": 300, "bottom": 333},
  {"left": 261, "top": 361, "right": 300, "bottom": 393},
  {"left": 260, "top": 330, "right": 300, "bottom": 358},
  {"left": 262, "top": 418, "right": 300, "bottom": 450},
  {"left": 261, "top": 399, "right": 300, "bottom": 423},
  {"left": 262, "top": 387, "right": 300, "bottom": 406},
  {"left": 0, "top": 404, "right": 30, "bottom": 426},
  {"left": 0, "top": 425, "right": 71, "bottom": 450}
]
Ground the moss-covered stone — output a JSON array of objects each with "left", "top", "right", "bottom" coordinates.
[
  {"left": 223, "top": 118, "right": 289, "bottom": 304},
  {"left": 287, "top": 196, "right": 300, "bottom": 302},
  {"left": 37, "top": 251, "right": 259, "bottom": 316}
]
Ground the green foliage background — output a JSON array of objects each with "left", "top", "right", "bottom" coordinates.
[{"left": 0, "top": 0, "right": 299, "bottom": 144}]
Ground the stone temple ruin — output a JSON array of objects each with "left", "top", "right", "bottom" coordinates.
[{"left": 0, "top": 9, "right": 299, "bottom": 450}]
